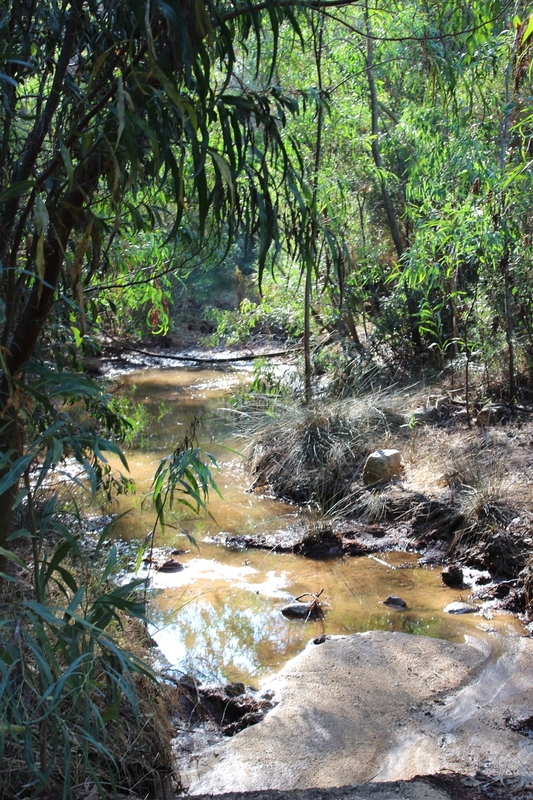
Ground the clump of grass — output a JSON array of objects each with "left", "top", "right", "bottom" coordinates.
[
  {"left": 246, "top": 392, "right": 408, "bottom": 510},
  {"left": 445, "top": 441, "right": 519, "bottom": 554},
  {"left": 457, "top": 480, "right": 516, "bottom": 530},
  {"left": 352, "top": 485, "right": 420, "bottom": 522}
]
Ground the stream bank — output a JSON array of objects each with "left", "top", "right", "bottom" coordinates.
[
  {"left": 180, "top": 631, "right": 533, "bottom": 798},
  {"left": 89, "top": 344, "right": 533, "bottom": 797}
]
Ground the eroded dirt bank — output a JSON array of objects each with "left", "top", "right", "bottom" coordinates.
[{"left": 181, "top": 631, "right": 533, "bottom": 797}]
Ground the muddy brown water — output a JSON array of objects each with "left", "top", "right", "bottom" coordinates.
[{"left": 103, "top": 363, "right": 524, "bottom": 685}]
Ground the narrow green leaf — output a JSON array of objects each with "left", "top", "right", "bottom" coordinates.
[
  {"left": 0, "top": 547, "right": 29, "bottom": 571},
  {"left": 0, "top": 180, "right": 35, "bottom": 201},
  {"left": 59, "top": 140, "right": 74, "bottom": 190}
]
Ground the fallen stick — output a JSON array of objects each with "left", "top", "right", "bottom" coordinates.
[
  {"left": 104, "top": 341, "right": 299, "bottom": 363},
  {"left": 367, "top": 554, "right": 397, "bottom": 570}
]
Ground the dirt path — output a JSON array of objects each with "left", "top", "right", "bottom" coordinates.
[{"left": 182, "top": 631, "right": 533, "bottom": 797}]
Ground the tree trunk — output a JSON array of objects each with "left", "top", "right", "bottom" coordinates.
[
  {"left": 502, "top": 246, "right": 516, "bottom": 402},
  {"left": 0, "top": 408, "right": 22, "bottom": 568},
  {"left": 0, "top": 151, "right": 104, "bottom": 551},
  {"left": 303, "top": 19, "right": 325, "bottom": 405},
  {"left": 304, "top": 265, "right": 312, "bottom": 405},
  {"left": 364, "top": 6, "right": 421, "bottom": 349},
  {"left": 499, "top": 30, "right": 517, "bottom": 404}
]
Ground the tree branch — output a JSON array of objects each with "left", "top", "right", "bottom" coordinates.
[
  {"left": 3, "top": 151, "right": 104, "bottom": 391},
  {"left": 0, "top": 0, "right": 82, "bottom": 264}
]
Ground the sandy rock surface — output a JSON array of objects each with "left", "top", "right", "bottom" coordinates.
[
  {"left": 185, "top": 781, "right": 455, "bottom": 800},
  {"left": 184, "top": 630, "right": 533, "bottom": 795}
]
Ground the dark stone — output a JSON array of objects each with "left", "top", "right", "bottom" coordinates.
[
  {"left": 225, "top": 682, "right": 246, "bottom": 697},
  {"left": 281, "top": 601, "right": 324, "bottom": 620},
  {"left": 176, "top": 681, "right": 275, "bottom": 737},
  {"left": 480, "top": 532, "right": 527, "bottom": 578},
  {"left": 505, "top": 713, "right": 533, "bottom": 736},
  {"left": 157, "top": 558, "right": 184, "bottom": 572},
  {"left": 441, "top": 564, "right": 464, "bottom": 587},
  {"left": 293, "top": 532, "right": 343, "bottom": 558},
  {"left": 383, "top": 595, "right": 407, "bottom": 609}
]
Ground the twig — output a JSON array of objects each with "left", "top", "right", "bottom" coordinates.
[
  {"left": 367, "top": 554, "right": 397, "bottom": 570},
  {"left": 295, "top": 589, "right": 324, "bottom": 601}
]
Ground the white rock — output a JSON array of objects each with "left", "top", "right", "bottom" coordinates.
[
  {"left": 362, "top": 449, "right": 402, "bottom": 485},
  {"left": 476, "top": 404, "right": 507, "bottom": 427},
  {"left": 185, "top": 631, "right": 533, "bottom": 794},
  {"left": 444, "top": 601, "right": 479, "bottom": 614}
]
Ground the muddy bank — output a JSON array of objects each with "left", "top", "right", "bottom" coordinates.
[
  {"left": 216, "top": 502, "right": 446, "bottom": 559},
  {"left": 182, "top": 630, "right": 533, "bottom": 796},
  {"left": 217, "top": 482, "right": 533, "bottom": 618},
  {"left": 217, "top": 525, "right": 528, "bottom": 617}
]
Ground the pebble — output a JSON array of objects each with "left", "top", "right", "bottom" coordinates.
[
  {"left": 444, "top": 601, "right": 479, "bottom": 614},
  {"left": 383, "top": 595, "right": 407, "bottom": 609}
]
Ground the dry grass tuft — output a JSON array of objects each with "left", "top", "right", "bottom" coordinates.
[
  {"left": 245, "top": 385, "right": 533, "bottom": 584},
  {"left": 246, "top": 391, "right": 409, "bottom": 509},
  {"left": 353, "top": 485, "right": 421, "bottom": 522},
  {"left": 437, "top": 436, "right": 525, "bottom": 562}
]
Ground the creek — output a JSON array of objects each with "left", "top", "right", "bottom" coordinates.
[{"left": 103, "top": 361, "right": 524, "bottom": 686}]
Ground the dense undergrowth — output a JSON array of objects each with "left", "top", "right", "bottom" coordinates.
[
  {"left": 0, "top": 507, "right": 176, "bottom": 799},
  {"left": 0, "top": 418, "right": 218, "bottom": 798}
]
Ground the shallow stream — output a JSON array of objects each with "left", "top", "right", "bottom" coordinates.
[{"left": 105, "top": 362, "right": 524, "bottom": 685}]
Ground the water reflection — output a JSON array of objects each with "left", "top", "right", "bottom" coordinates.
[
  {"left": 153, "top": 593, "right": 311, "bottom": 684},
  {"left": 108, "top": 365, "right": 525, "bottom": 685},
  {"left": 142, "top": 545, "right": 523, "bottom": 685}
]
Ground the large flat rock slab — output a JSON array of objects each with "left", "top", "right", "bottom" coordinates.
[
  {"left": 184, "top": 631, "right": 533, "bottom": 795},
  {"left": 185, "top": 779, "right": 457, "bottom": 800}
]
